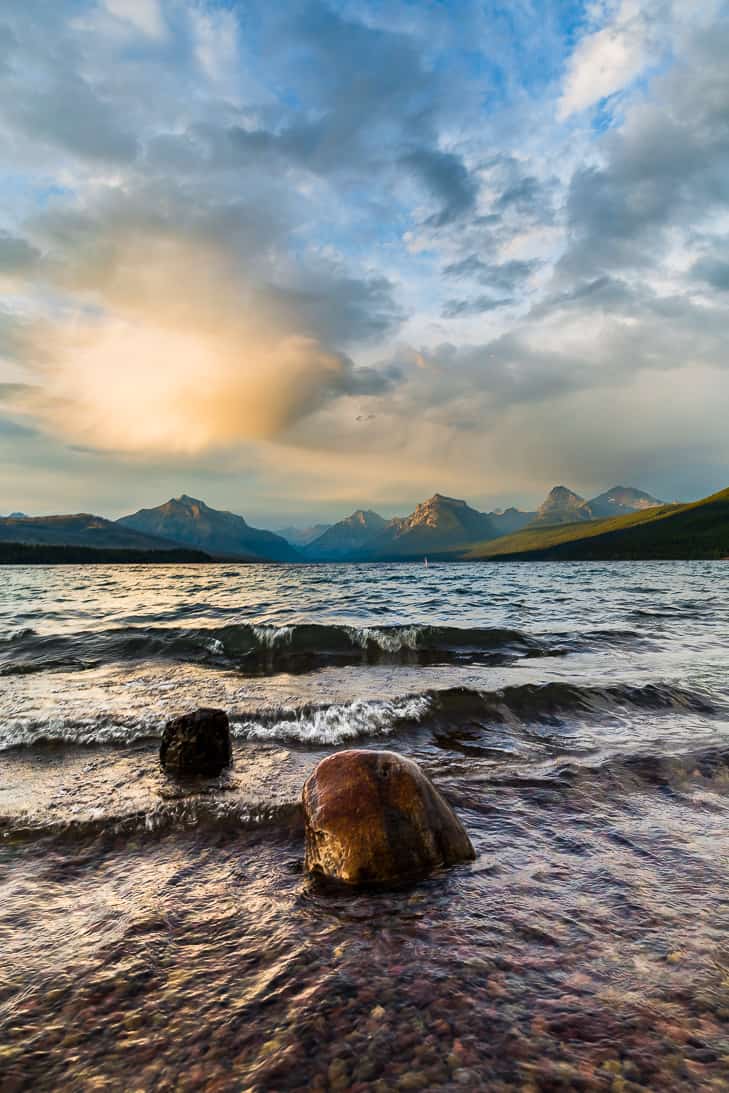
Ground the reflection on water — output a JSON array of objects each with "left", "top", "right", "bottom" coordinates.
[{"left": 2, "top": 562, "right": 729, "bottom": 1089}]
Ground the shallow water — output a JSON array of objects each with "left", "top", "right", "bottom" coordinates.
[{"left": 2, "top": 561, "right": 729, "bottom": 1091}]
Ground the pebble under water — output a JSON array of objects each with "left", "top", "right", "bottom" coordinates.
[{"left": 2, "top": 561, "right": 729, "bottom": 1091}]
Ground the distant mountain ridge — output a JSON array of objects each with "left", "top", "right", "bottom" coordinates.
[
  {"left": 117, "top": 495, "right": 298, "bottom": 562},
  {"left": 277, "top": 524, "right": 332, "bottom": 547},
  {"left": 587, "top": 486, "right": 664, "bottom": 518},
  {"left": 466, "top": 485, "right": 729, "bottom": 561},
  {"left": 305, "top": 510, "right": 388, "bottom": 559},
  {"left": 489, "top": 507, "right": 537, "bottom": 536},
  {"left": 530, "top": 484, "right": 663, "bottom": 527},
  {"left": 0, "top": 513, "right": 191, "bottom": 552},
  {"left": 342, "top": 495, "right": 494, "bottom": 560},
  {"left": 0, "top": 483, "right": 670, "bottom": 563},
  {"left": 532, "top": 486, "right": 594, "bottom": 526}
]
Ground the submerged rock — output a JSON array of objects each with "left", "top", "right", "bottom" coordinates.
[
  {"left": 303, "top": 749, "right": 475, "bottom": 885},
  {"left": 160, "top": 708, "right": 232, "bottom": 776}
]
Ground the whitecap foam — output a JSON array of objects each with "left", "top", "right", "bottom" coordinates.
[
  {"left": 0, "top": 712, "right": 161, "bottom": 750},
  {"left": 349, "top": 625, "right": 424, "bottom": 653},
  {"left": 250, "top": 624, "right": 295, "bottom": 649},
  {"left": 231, "top": 694, "right": 432, "bottom": 745}
]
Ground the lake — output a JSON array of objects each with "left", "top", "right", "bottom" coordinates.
[{"left": 2, "top": 561, "right": 729, "bottom": 1090}]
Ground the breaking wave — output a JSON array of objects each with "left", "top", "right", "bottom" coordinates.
[
  {"left": 2, "top": 680, "right": 716, "bottom": 752},
  {"left": 0, "top": 622, "right": 554, "bottom": 676}
]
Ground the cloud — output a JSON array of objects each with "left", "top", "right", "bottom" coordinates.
[
  {"left": 102, "top": 0, "right": 166, "bottom": 39},
  {"left": 554, "top": 15, "right": 729, "bottom": 305},
  {"left": 443, "top": 257, "right": 540, "bottom": 294},
  {"left": 558, "top": 0, "right": 652, "bottom": 119},
  {"left": 441, "top": 296, "right": 511, "bottom": 318},
  {"left": 403, "top": 147, "right": 478, "bottom": 227},
  {"left": 6, "top": 185, "right": 401, "bottom": 453},
  {"left": 691, "top": 255, "right": 729, "bottom": 291},
  {"left": 0, "top": 232, "right": 40, "bottom": 275},
  {"left": 1, "top": 0, "right": 729, "bottom": 516},
  {"left": 188, "top": 5, "right": 238, "bottom": 85},
  {"left": 0, "top": 3, "right": 140, "bottom": 164},
  {"left": 40, "top": 319, "right": 387, "bottom": 453}
]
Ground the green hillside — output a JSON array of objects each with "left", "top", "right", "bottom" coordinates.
[{"left": 465, "top": 487, "right": 729, "bottom": 561}]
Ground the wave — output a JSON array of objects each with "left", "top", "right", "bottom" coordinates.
[
  {"left": 232, "top": 695, "right": 432, "bottom": 745},
  {"left": 237, "top": 680, "right": 716, "bottom": 746},
  {"left": 426, "top": 680, "right": 717, "bottom": 726},
  {"left": 2, "top": 680, "right": 716, "bottom": 752},
  {"left": 0, "top": 622, "right": 553, "bottom": 676},
  {"left": 485, "top": 741, "right": 729, "bottom": 803}
]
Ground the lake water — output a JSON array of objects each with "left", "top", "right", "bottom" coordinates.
[{"left": 2, "top": 561, "right": 729, "bottom": 1091}]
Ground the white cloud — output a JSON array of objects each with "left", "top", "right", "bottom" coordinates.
[
  {"left": 558, "top": 0, "right": 649, "bottom": 119},
  {"left": 102, "top": 0, "right": 165, "bottom": 39},
  {"left": 189, "top": 6, "right": 239, "bottom": 88}
]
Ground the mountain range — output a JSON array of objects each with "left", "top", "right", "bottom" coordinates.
[
  {"left": 0, "top": 483, "right": 682, "bottom": 563},
  {"left": 0, "top": 513, "right": 194, "bottom": 552},
  {"left": 465, "top": 486, "right": 729, "bottom": 561},
  {"left": 300, "top": 485, "right": 662, "bottom": 560},
  {"left": 117, "top": 495, "right": 298, "bottom": 562},
  {"left": 276, "top": 523, "right": 332, "bottom": 547},
  {"left": 531, "top": 485, "right": 664, "bottom": 526}
]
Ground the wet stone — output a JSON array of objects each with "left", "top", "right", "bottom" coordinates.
[
  {"left": 302, "top": 749, "right": 475, "bottom": 886},
  {"left": 159, "top": 708, "right": 232, "bottom": 777}
]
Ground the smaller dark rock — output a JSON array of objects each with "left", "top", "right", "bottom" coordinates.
[{"left": 160, "top": 708, "right": 232, "bottom": 776}]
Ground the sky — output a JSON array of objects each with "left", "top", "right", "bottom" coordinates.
[{"left": 1, "top": 0, "right": 728, "bottom": 525}]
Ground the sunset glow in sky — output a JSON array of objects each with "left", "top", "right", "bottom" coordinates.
[{"left": 1, "top": 0, "right": 728, "bottom": 523}]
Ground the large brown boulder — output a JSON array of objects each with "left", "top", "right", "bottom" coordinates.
[
  {"left": 303, "top": 749, "right": 475, "bottom": 886},
  {"left": 160, "top": 708, "right": 232, "bottom": 776}
]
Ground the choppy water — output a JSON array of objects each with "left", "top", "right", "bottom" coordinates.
[{"left": 2, "top": 562, "right": 729, "bottom": 1091}]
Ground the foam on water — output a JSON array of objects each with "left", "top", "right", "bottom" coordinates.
[{"left": 232, "top": 694, "right": 432, "bottom": 745}]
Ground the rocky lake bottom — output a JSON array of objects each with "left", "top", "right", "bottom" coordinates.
[{"left": 1, "top": 561, "right": 729, "bottom": 1091}]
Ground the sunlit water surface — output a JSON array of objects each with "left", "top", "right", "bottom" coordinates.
[{"left": 2, "top": 562, "right": 729, "bottom": 1091}]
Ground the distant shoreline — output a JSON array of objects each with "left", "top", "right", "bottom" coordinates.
[
  {"left": 0, "top": 543, "right": 214, "bottom": 565},
  {"left": 1, "top": 543, "right": 727, "bottom": 565}
]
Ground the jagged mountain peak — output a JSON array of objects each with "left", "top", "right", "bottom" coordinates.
[
  {"left": 346, "top": 509, "right": 386, "bottom": 525},
  {"left": 588, "top": 486, "right": 664, "bottom": 518},
  {"left": 422, "top": 493, "right": 468, "bottom": 507},
  {"left": 532, "top": 486, "right": 593, "bottom": 527},
  {"left": 544, "top": 485, "right": 585, "bottom": 504}
]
